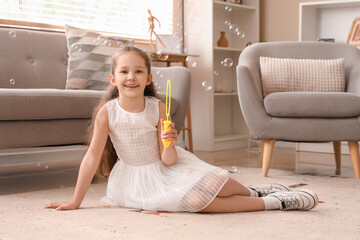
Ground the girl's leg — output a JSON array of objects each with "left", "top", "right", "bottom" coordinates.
[
  {"left": 199, "top": 195, "right": 265, "bottom": 213},
  {"left": 216, "top": 177, "right": 251, "bottom": 197}
]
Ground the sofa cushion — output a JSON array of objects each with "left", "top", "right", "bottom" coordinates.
[
  {"left": 65, "top": 25, "right": 134, "bottom": 90},
  {"left": 264, "top": 92, "right": 360, "bottom": 118},
  {"left": 0, "top": 89, "right": 105, "bottom": 120},
  {"left": 260, "top": 57, "right": 345, "bottom": 97}
]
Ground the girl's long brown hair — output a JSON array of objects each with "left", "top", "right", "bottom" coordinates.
[{"left": 87, "top": 46, "right": 158, "bottom": 178}]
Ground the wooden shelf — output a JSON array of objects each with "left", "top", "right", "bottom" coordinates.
[
  {"left": 214, "top": 133, "right": 248, "bottom": 143},
  {"left": 213, "top": 1, "right": 256, "bottom": 11},
  {"left": 214, "top": 46, "right": 243, "bottom": 52}
]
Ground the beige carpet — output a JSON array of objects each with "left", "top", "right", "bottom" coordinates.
[{"left": 1, "top": 166, "right": 360, "bottom": 240}]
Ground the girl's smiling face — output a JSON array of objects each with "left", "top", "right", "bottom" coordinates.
[{"left": 110, "top": 52, "right": 152, "bottom": 98}]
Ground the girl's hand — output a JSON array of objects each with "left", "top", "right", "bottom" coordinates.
[
  {"left": 44, "top": 201, "right": 79, "bottom": 211},
  {"left": 161, "top": 118, "right": 178, "bottom": 148}
]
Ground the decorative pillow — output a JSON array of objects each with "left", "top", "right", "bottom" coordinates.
[
  {"left": 65, "top": 25, "right": 134, "bottom": 90},
  {"left": 259, "top": 57, "right": 345, "bottom": 97}
]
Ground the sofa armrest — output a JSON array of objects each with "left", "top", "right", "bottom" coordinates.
[
  {"left": 236, "top": 64, "right": 271, "bottom": 139},
  {"left": 347, "top": 63, "right": 360, "bottom": 96}
]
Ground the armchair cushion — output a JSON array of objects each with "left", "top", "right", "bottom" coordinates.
[
  {"left": 260, "top": 57, "right": 345, "bottom": 97},
  {"left": 264, "top": 92, "right": 360, "bottom": 118}
]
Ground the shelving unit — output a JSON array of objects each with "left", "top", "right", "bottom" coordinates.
[{"left": 184, "top": 0, "right": 259, "bottom": 151}]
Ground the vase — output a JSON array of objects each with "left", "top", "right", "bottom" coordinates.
[{"left": 217, "top": 31, "right": 228, "bottom": 47}]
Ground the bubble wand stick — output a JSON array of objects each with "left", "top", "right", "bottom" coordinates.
[{"left": 162, "top": 79, "right": 172, "bottom": 148}]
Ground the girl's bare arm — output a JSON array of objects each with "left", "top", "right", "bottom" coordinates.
[
  {"left": 157, "top": 102, "right": 178, "bottom": 167},
  {"left": 44, "top": 106, "right": 109, "bottom": 210}
]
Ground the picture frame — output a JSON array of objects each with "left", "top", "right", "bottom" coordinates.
[
  {"left": 347, "top": 17, "right": 360, "bottom": 48},
  {"left": 156, "top": 34, "right": 181, "bottom": 54}
]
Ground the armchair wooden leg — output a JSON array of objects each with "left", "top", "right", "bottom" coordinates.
[
  {"left": 348, "top": 141, "right": 360, "bottom": 179},
  {"left": 333, "top": 141, "right": 341, "bottom": 169},
  {"left": 260, "top": 140, "right": 265, "bottom": 167},
  {"left": 261, "top": 139, "right": 276, "bottom": 177}
]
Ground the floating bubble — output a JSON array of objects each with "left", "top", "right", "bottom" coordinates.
[
  {"left": 186, "top": 56, "right": 197, "bottom": 68},
  {"left": 187, "top": 12, "right": 199, "bottom": 22},
  {"left": 225, "top": 6, "right": 232, "bottom": 12},
  {"left": 160, "top": 74, "right": 164, "bottom": 78},
  {"left": 156, "top": 50, "right": 169, "bottom": 61},
  {"left": 103, "top": 39, "right": 111, "bottom": 47},
  {"left": 44, "top": 165, "right": 49, "bottom": 169},
  {"left": 213, "top": 71, "right": 219, "bottom": 77},
  {"left": 93, "top": 35, "right": 105, "bottom": 45},
  {"left": 36, "top": 162, "right": 41, "bottom": 167},
  {"left": 71, "top": 43, "right": 82, "bottom": 53},
  {"left": 202, "top": 81, "right": 213, "bottom": 91},
  {"left": 236, "top": 31, "right": 246, "bottom": 38},
  {"left": 221, "top": 58, "right": 233, "bottom": 67},
  {"left": 231, "top": 166, "right": 240, "bottom": 173},
  {"left": 229, "top": 24, "right": 239, "bottom": 34},
  {"left": 89, "top": 187, "right": 94, "bottom": 193},
  {"left": 224, "top": 20, "right": 231, "bottom": 27},
  {"left": 156, "top": 70, "right": 161, "bottom": 75},
  {"left": 187, "top": 0, "right": 199, "bottom": 5},
  {"left": 9, "top": 30, "right": 16, "bottom": 39},
  {"left": 172, "top": 32, "right": 183, "bottom": 43},
  {"left": 116, "top": 41, "right": 125, "bottom": 46},
  {"left": 154, "top": 81, "right": 161, "bottom": 90},
  {"left": 176, "top": 44, "right": 188, "bottom": 54},
  {"left": 9, "top": 79, "right": 15, "bottom": 85}
]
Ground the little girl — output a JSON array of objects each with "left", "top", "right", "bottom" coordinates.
[{"left": 45, "top": 46, "right": 319, "bottom": 212}]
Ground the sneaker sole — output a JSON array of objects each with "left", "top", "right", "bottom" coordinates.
[{"left": 293, "top": 189, "right": 319, "bottom": 210}]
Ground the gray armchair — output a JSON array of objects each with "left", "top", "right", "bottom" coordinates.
[{"left": 236, "top": 41, "right": 360, "bottom": 178}]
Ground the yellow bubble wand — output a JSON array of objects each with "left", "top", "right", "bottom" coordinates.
[{"left": 162, "top": 79, "right": 172, "bottom": 148}]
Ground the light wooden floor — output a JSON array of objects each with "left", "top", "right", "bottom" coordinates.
[{"left": 0, "top": 146, "right": 355, "bottom": 195}]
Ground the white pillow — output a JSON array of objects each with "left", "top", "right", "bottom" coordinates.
[{"left": 259, "top": 57, "right": 345, "bottom": 97}]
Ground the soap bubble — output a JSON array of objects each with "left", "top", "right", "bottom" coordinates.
[
  {"left": 102, "top": 39, "right": 111, "bottom": 47},
  {"left": 156, "top": 50, "right": 169, "bottom": 61},
  {"left": 229, "top": 24, "right": 239, "bottom": 34},
  {"left": 221, "top": 58, "right": 233, "bottom": 67},
  {"left": 89, "top": 187, "right": 94, "bottom": 193},
  {"left": 172, "top": 32, "right": 183, "bottom": 43},
  {"left": 156, "top": 70, "right": 161, "bottom": 75},
  {"left": 176, "top": 44, "right": 188, "bottom": 54},
  {"left": 187, "top": 12, "right": 199, "bottom": 22},
  {"left": 213, "top": 71, "right": 219, "bottom": 77},
  {"left": 154, "top": 81, "right": 161, "bottom": 90},
  {"left": 231, "top": 166, "right": 240, "bottom": 173},
  {"left": 202, "top": 81, "right": 213, "bottom": 91},
  {"left": 224, "top": 20, "right": 231, "bottom": 27},
  {"left": 9, "top": 30, "right": 16, "bottom": 39},
  {"left": 236, "top": 31, "right": 246, "bottom": 38},
  {"left": 225, "top": 6, "right": 232, "bottom": 12},
  {"left": 93, "top": 35, "right": 105, "bottom": 45},
  {"left": 44, "top": 165, "right": 49, "bottom": 169},
  {"left": 9, "top": 79, "right": 15, "bottom": 85},
  {"left": 186, "top": 56, "right": 197, "bottom": 68},
  {"left": 187, "top": 0, "right": 199, "bottom": 5},
  {"left": 71, "top": 43, "right": 81, "bottom": 53},
  {"left": 36, "top": 162, "right": 41, "bottom": 167}
]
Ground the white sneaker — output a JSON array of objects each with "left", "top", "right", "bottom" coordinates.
[
  {"left": 267, "top": 189, "right": 319, "bottom": 211},
  {"left": 248, "top": 183, "right": 291, "bottom": 197}
]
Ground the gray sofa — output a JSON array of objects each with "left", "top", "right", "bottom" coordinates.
[{"left": 0, "top": 27, "right": 190, "bottom": 174}]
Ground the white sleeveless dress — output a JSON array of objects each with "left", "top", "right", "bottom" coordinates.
[{"left": 101, "top": 96, "right": 229, "bottom": 212}]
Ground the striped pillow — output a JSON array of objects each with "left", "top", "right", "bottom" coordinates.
[
  {"left": 65, "top": 25, "right": 134, "bottom": 90},
  {"left": 259, "top": 57, "right": 345, "bottom": 97}
]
